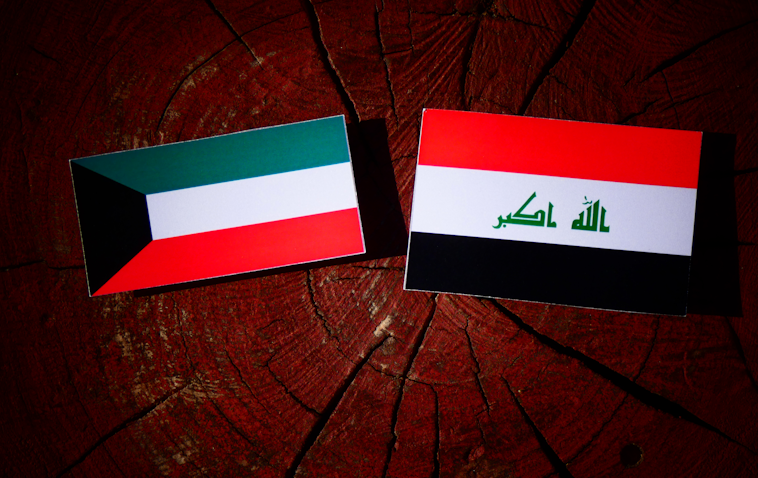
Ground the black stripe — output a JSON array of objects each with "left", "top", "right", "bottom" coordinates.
[
  {"left": 405, "top": 232, "right": 690, "bottom": 315},
  {"left": 71, "top": 163, "right": 152, "bottom": 295}
]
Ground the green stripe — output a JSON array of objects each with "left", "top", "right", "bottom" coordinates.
[{"left": 72, "top": 116, "right": 351, "bottom": 194}]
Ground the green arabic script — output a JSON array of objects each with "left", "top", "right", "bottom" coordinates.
[
  {"left": 493, "top": 192, "right": 556, "bottom": 229},
  {"left": 494, "top": 194, "right": 611, "bottom": 233},
  {"left": 571, "top": 198, "right": 609, "bottom": 233}
]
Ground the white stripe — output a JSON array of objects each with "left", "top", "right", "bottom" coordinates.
[
  {"left": 147, "top": 163, "right": 358, "bottom": 239},
  {"left": 410, "top": 165, "right": 697, "bottom": 256}
]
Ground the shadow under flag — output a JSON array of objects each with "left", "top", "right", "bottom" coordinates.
[{"left": 687, "top": 132, "right": 742, "bottom": 316}]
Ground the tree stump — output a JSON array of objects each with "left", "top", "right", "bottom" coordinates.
[{"left": 2, "top": 0, "right": 758, "bottom": 476}]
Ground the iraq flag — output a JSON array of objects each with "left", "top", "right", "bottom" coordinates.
[
  {"left": 71, "top": 116, "right": 364, "bottom": 296},
  {"left": 404, "top": 109, "right": 702, "bottom": 315}
]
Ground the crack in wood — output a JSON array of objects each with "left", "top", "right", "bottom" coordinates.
[
  {"left": 410, "top": 0, "right": 492, "bottom": 18},
  {"left": 202, "top": 0, "right": 263, "bottom": 66},
  {"left": 584, "top": 72, "right": 626, "bottom": 118},
  {"left": 494, "top": 5, "right": 555, "bottom": 31},
  {"left": 477, "top": 97, "right": 516, "bottom": 114},
  {"left": 381, "top": 294, "right": 438, "bottom": 478},
  {"left": 51, "top": 264, "right": 85, "bottom": 271},
  {"left": 661, "top": 89, "right": 718, "bottom": 114},
  {"left": 616, "top": 99, "right": 657, "bottom": 125},
  {"left": 431, "top": 382, "right": 441, "bottom": 478},
  {"left": 156, "top": 37, "right": 237, "bottom": 133},
  {"left": 463, "top": 319, "right": 492, "bottom": 415},
  {"left": 55, "top": 381, "right": 190, "bottom": 477},
  {"left": 234, "top": 306, "right": 257, "bottom": 364},
  {"left": 405, "top": 0, "right": 415, "bottom": 53},
  {"left": 185, "top": 456, "right": 207, "bottom": 476},
  {"left": 201, "top": 379, "right": 263, "bottom": 453},
  {"left": 88, "top": 0, "right": 108, "bottom": 40},
  {"left": 330, "top": 275, "right": 362, "bottom": 282},
  {"left": 1, "top": 259, "right": 44, "bottom": 272},
  {"left": 259, "top": 317, "right": 284, "bottom": 333},
  {"left": 461, "top": 13, "right": 484, "bottom": 111},
  {"left": 28, "top": 44, "right": 61, "bottom": 64},
  {"left": 502, "top": 376, "right": 575, "bottom": 478},
  {"left": 516, "top": 0, "right": 597, "bottom": 115},
  {"left": 474, "top": 402, "right": 492, "bottom": 454},
  {"left": 386, "top": 377, "right": 443, "bottom": 477},
  {"left": 156, "top": 10, "right": 300, "bottom": 133},
  {"left": 306, "top": 269, "right": 334, "bottom": 338},
  {"left": 634, "top": 317, "right": 660, "bottom": 382},
  {"left": 622, "top": 67, "right": 640, "bottom": 88},
  {"left": 487, "top": 299, "right": 756, "bottom": 454},
  {"left": 565, "top": 394, "right": 629, "bottom": 466},
  {"left": 264, "top": 357, "right": 321, "bottom": 416},
  {"left": 734, "top": 167, "right": 758, "bottom": 177},
  {"left": 284, "top": 335, "right": 390, "bottom": 477},
  {"left": 661, "top": 72, "right": 681, "bottom": 127},
  {"left": 548, "top": 73, "right": 577, "bottom": 96},
  {"left": 224, "top": 349, "right": 277, "bottom": 418},
  {"left": 171, "top": 296, "right": 201, "bottom": 380},
  {"left": 566, "top": 317, "right": 742, "bottom": 465},
  {"left": 473, "top": 408, "right": 491, "bottom": 449},
  {"left": 375, "top": 2, "right": 400, "bottom": 126},
  {"left": 725, "top": 319, "right": 758, "bottom": 393},
  {"left": 101, "top": 445, "right": 127, "bottom": 477},
  {"left": 367, "top": 360, "right": 400, "bottom": 379},
  {"left": 300, "top": 0, "right": 361, "bottom": 124},
  {"left": 556, "top": 103, "right": 577, "bottom": 120},
  {"left": 642, "top": 19, "right": 758, "bottom": 82}
]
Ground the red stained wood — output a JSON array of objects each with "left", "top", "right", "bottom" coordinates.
[{"left": 1, "top": 0, "right": 758, "bottom": 477}]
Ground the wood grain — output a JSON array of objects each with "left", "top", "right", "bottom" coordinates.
[{"left": 1, "top": 0, "right": 757, "bottom": 476}]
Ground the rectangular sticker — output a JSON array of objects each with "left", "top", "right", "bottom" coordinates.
[
  {"left": 404, "top": 109, "right": 702, "bottom": 315},
  {"left": 71, "top": 115, "right": 365, "bottom": 296}
]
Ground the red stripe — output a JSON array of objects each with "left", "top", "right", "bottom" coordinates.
[
  {"left": 418, "top": 109, "right": 701, "bottom": 188},
  {"left": 94, "top": 208, "right": 364, "bottom": 295}
]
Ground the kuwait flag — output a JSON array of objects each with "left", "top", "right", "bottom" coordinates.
[
  {"left": 404, "top": 109, "right": 702, "bottom": 315},
  {"left": 71, "top": 115, "right": 365, "bottom": 296}
]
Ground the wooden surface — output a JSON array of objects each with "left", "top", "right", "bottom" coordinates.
[{"left": 1, "top": 0, "right": 757, "bottom": 476}]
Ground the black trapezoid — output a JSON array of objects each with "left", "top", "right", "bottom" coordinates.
[{"left": 71, "top": 162, "right": 152, "bottom": 295}]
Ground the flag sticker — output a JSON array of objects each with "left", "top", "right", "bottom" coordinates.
[
  {"left": 493, "top": 192, "right": 558, "bottom": 229},
  {"left": 570, "top": 197, "right": 609, "bottom": 232},
  {"left": 71, "top": 115, "right": 365, "bottom": 296},
  {"left": 404, "top": 109, "right": 702, "bottom": 315}
]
